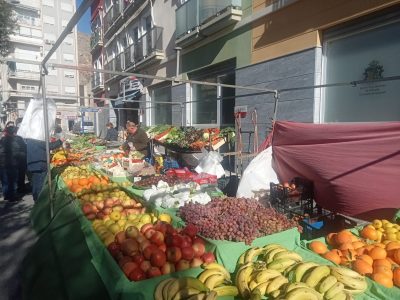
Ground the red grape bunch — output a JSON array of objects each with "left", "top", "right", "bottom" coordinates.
[{"left": 179, "top": 197, "right": 299, "bottom": 245}]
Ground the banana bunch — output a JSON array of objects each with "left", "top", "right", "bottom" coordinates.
[
  {"left": 198, "top": 263, "right": 238, "bottom": 297},
  {"left": 154, "top": 277, "right": 212, "bottom": 300},
  {"left": 329, "top": 266, "right": 368, "bottom": 296}
]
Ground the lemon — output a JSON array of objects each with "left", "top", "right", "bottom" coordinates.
[
  {"left": 158, "top": 213, "right": 172, "bottom": 224},
  {"left": 386, "top": 227, "right": 398, "bottom": 234},
  {"left": 140, "top": 214, "right": 152, "bottom": 224},
  {"left": 372, "top": 219, "right": 382, "bottom": 229},
  {"left": 386, "top": 233, "right": 397, "bottom": 241},
  {"left": 117, "top": 219, "right": 127, "bottom": 228},
  {"left": 110, "top": 211, "right": 121, "bottom": 221}
]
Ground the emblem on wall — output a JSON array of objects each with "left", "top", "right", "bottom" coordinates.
[{"left": 363, "top": 60, "right": 384, "bottom": 80}]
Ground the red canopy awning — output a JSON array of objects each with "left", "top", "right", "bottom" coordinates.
[{"left": 271, "top": 121, "right": 400, "bottom": 220}]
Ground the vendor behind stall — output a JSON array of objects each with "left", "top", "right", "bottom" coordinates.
[{"left": 122, "top": 121, "right": 149, "bottom": 156}]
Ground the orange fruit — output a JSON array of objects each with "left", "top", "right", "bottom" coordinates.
[
  {"left": 373, "top": 259, "right": 393, "bottom": 269},
  {"left": 335, "top": 230, "right": 353, "bottom": 244},
  {"left": 355, "top": 247, "right": 367, "bottom": 256},
  {"left": 338, "top": 242, "right": 354, "bottom": 251},
  {"left": 386, "top": 242, "right": 400, "bottom": 251},
  {"left": 369, "top": 246, "right": 387, "bottom": 260},
  {"left": 79, "top": 178, "right": 89, "bottom": 186},
  {"left": 387, "top": 257, "right": 397, "bottom": 265},
  {"left": 350, "top": 234, "right": 359, "bottom": 243},
  {"left": 373, "top": 266, "right": 393, "bottom": 279},
  {"left": 91, "top": 177, "right": 101, "bottom": 184},
  {"left": 393, "top": 249, "right": 400, "bottom": 264},
  {"left": 394, "top": 267, "right": 400, "bottom": 288},
  {"left": 353, "top": 259, "right": 373, "bottom": 275},
  {"left": 323, "top": 250, "right": 341, "bottom": 265},
  {"left": 375, "top": 243, "right": 386, "bottom": 249},
  {"left": 341, "top": 249, "right": 357, "bottom": 261},
  {"left": 360, "top": 227, "right": 378, "bottom": 241},
  {"left": 326, "top": 233, "right": 337, "bottom": 246},
  {"left": 340, "top": 255, "right": 351, "bottom": 266},
  {"left": 101, "top": 179, "right": 108, "bottom": 185},
  {"left": 352, "top": 241, "right": 365, "bottom": 250},
  {"left": 72, "top": 178, "right": 80, "bottom": 185},
  {"left": 371, "top": 273, "right": 393, "bottom": 288},
  {"left": 358, "top": 254, "right": 374, "bottom": 266},
  {"left": 309, "top": 241, "right": 328, "bottom": 254}
]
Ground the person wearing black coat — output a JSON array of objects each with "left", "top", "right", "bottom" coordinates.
[
  {"left": 0, "top": 126, "right": 26, "bottom": 201},
  {"left": 105, "top": 122, "right": 118, "bottom": 141},
  {"left": 26, "top": 138, "right": 62, "bottom": 201}
]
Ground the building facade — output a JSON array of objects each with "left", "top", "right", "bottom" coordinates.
[
  {"left": 90, "top": 0, "right": 400, "bottom": 149},
  {"left": 0, "top": 0, "right": 79, "bottom": 130}
]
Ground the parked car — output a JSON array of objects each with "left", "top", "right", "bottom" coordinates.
[{"left": 73, "top": 120, "right": 95, "bottom": 134}]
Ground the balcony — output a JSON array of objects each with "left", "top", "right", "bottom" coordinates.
[
  {"left": 92, "top": 72, "right": 104, "bottom": 92},
  {"left": 104, "top": 59, "right": 117, "bottom": 83},
  {"left": 10, "top": 26, "right": 42, "bottom": 46},
  {"left": 176, "top": 0, "right": 242, "bottom": 47},
  {"left": 90, "top": 28, "right": 103, "bottom": 52},
  {"left": 115, "top": 52, "right": 125, "bottom": 72},
  {"left": 104, "top": 4, "right": 122, "bottom": 36},
  {"left": 123, "top": 0, "right": 146, "bottom": 15},
  {"left": 125, "top": 26, "right": 164, "bottom": 71},
  {"left": 7, "top": 63, "right": 40, "bottom": 81}
]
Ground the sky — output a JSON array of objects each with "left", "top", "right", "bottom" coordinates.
[{"left": 76, "top": 0, "right": 91, "bottom": 34}]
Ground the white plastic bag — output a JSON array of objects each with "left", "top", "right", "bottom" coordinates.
[
  {"left": 236, "top": 147, "right": 279, "bottom": 198},
  {"left": 195, "top": 150, "right": 225, "bottom": 179},
  {"left": 17, "top": 98, "right": 57, "bottom": 141}
]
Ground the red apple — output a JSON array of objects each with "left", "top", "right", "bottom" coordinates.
[
  {"left": 135, "top": 234, "right": 147, "bottom": 244},
  {"left": 172, "top": 235, "right": 183, "bottom": 247},
  {"left": 165, "top": 223, "right": 175, "bottom": 235},
  {"left": 190, "top": 257, "right": 203, "bottom": 268},
  {"left": 143, "top": 244, "right": 158, "bottom": 260},
  {"left": 202, "top": 252, "right": 216, "bottom": 264},
  {"left": 140, "top": 240, "right": 151, "bottom": 251},
  {"left": 192, "top": 237, "right": 206, "bottom": 245},
  {"left": 82, "top": 203, "right": 94, "bottom": 215},
  {"left": 107, "top": 242, "right": 120, "bottom": 258},
  {"left": 147, "top": 266, "right": 162, "bottom": 278},
  {"left": 150, "top": 250, "right": 167, "bottom": 268},
  {"left": 132, "top": 254, "right": 144, "bottom": 264},
  {"left": 158, "top": 243, "right": 167, "bottom": 252},
  {"left": 165, "top": 234, "right": 174, "bottom": 247},
  {"left": 175, "top": 259, "right": 190, "bottom": 271},
  {"left": 118, "top": 256, "right": 132, "bottom": 268},
  {"left": 125, "top": 226, "right": 140, "bottom": 239},
  {"left": 192, "top": 242, "right": 206, "bottom": 258},
  {"left": 140, "top": 223, "right": 154, "bottom": 234},
  {"left": 150, "top": 231, "right": 165, "bottom": 246},
  {"left": 144, "top": 228, "right": 156, "bottom": 239},
  {"left": 115, "top": 231, "right": 127, "bottom": 244},
  {"left": 103, "top": 207, "right": 112, "bottom": 215},
  {"left": 161, "top": 262, "right": 175, "bottom": 275},
  {"left": 122, "top": 262, "right": 139, "bottom": 277},
  {"left": 154, "top": 222, "right": 168, "bottom": 234},
  {"left": 181, "top": 246, "right": 194, "bottom": 261},
  {"left": 180, "top": 238, "right": 192, "bottom": 249},
  {"left": 183, "top": 224, "right": 198, "bottom": 237},
  {"left": 128, "top": 268, "right": 146, "bottom": 281},
  {"left": 104, "top": 199, "right": 114, "bottom": 208},
  {"left": 139, "top": 260, "right": 152, "bottom": 272},
  {"left": 166, "top": 247, "right": 182, "bottom": 263},
  {"left": 95, "top": 201, "right": 104, "bottom": 210},
  {"left": 121, "top": 239, "right": 139, "bottom": 256}
]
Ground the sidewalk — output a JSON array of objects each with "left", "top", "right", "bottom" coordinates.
[{"left": 0, "top": 194, "right": 37, "bottom": 300}]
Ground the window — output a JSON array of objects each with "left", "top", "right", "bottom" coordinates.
[
  {"left": 322, "top": 15, "right": 400, "bottom": 122},
  {"left": 192, "top": 80, "right": 218, "bottom": 125},
  {"left": 63, "top": 53, "right": 74, "bottom": 62},
  {"left": 21, "top": 85, "right": 36, "bottom": 91},
  {"left": 151, "top": 83, "right": 172, "bottom": 125},
  {"left": 43, "top": 0, "right": 54, "bottom": 7},
  {"left": 64, "top": 71, "right": 75, "bottom": 78},
  {"left": 47, "top": 85, "right": 59, "bottom": 93},
  {"left": 44, "top": 33, "right": 56, "bottom": 44},
  {"left": 43, "top": 15, "right": 55, "bottom": 25},
  {"left": 64, "top": 37, "right": 73, "bottom": 45},
  {"left": 61, "top": 3, "right": 73, "bottom": 12},
  {"left": 65, "top": 86, "right": 76, "bottom": 94}
]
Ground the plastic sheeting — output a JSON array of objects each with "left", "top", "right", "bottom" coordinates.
[{"left": 271, "top": 121, "right": 400, "bottom": 220}]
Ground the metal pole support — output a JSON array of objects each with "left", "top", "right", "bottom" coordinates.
[{"left": 180, "top": 103, "right": 185, "bottom": 127}]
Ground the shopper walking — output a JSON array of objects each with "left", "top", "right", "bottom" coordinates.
[
  {"left": 0, "top": 126, "right": 25, "bottom": 201},
  {"left": 105, "top": 122, "right": 118, "bottom": 141}
]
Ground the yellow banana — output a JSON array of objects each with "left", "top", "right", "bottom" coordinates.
[
  {"left": 266, "top": 275, "right": 288, "bottom": 294},
  {"left": 262, "top": 243, "right": 285, "bottom": 252},
  {"left": 265, "top": 247, "right": 287, "bottom": 263},
  {"left": 245, "top": 247, "right": 265, "bottom": 263},
  {"left": 285, "top": 287, "right": 322, "bottom": 300},
  {"left": 267, "top": 258, "right": 298, "bottom": 273},
  {"left": 325, "top": 282, "right": 345, "bottom": 300},
  {"left": 198, "top": 269, "right": 224, "bottom": 284},
  {"left": 154, "top": 278, "right": 174, "bottom": 300},
  {"left": 213, "top": 285, "right": 238, "bottom": 297},
  {"left": 237, "top": 252, "right": 246, "bottom": 265},
  {"left": 273, "top": 251, "right": 303, "bottom": 262},
  {"left": 343, "top": 287, "right": 366, "bottom": 295},
  {"left": 285, "top": 282, "right": 310, "bottom": 293},
  {"left": 329, "top": 266, "right": 364, "bottom": 280},
  {"left": 249, "top": 279, "right": 259, "bottom": 291},
  {"left": 304, "top": 265, "right": 331, "bottom": 288},
  {"left": 330, "top": 267, "right": 367, "bottom": 292},
  {"left": 318, "top": 275, "right": 338, "bottom": 294},
  {"left": 236, "top": 264, "right": 254, "bottom": 299},
  {"left": 255, "top": 269, "right": 281, "bottom": 283},
  {"left": 250, "top": 288, "right": 262, "bottom": 300},
  {"left": 204, "top": 274, "right": 226, "bottom": 290},
  {"left": 294, "top": 262, "right": 319, "bottom": 282},
  {"left": 163, "top": 279, "right": 177, "bottom": 300},
  {"left": 204, "top": 291, "right": 217, "bottom": 300},
  {"left": 186, "top": 293, "right": 207, "bottom": 300},
  {"left": 252, "top": 280, "right": 270, "bottom": 294},
  {"left": 201, "top": 263, "right": 231, "bottom": 280},
  {"left": 172, "top": 288, "right": 201, "bottom": 300},
  {"left": 270, "top": 289, "right": 282, "bottom": 299},
  {"left": 330, "top": 291, "right": 347, "bottom": 300},
  {"left": 166, "top": 278, "right": 209, "bottom": 300}
]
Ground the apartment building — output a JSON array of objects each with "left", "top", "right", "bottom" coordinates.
[
  {"left": 0, "top": 0, "right": 79, "bottom": 129},
  {"left": 90, "top": 0, "right": 400, "bottom": 144}
]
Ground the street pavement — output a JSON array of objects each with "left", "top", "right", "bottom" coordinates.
[{"left": 0, "top": 194, "right": 37, "bottom": 300}]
